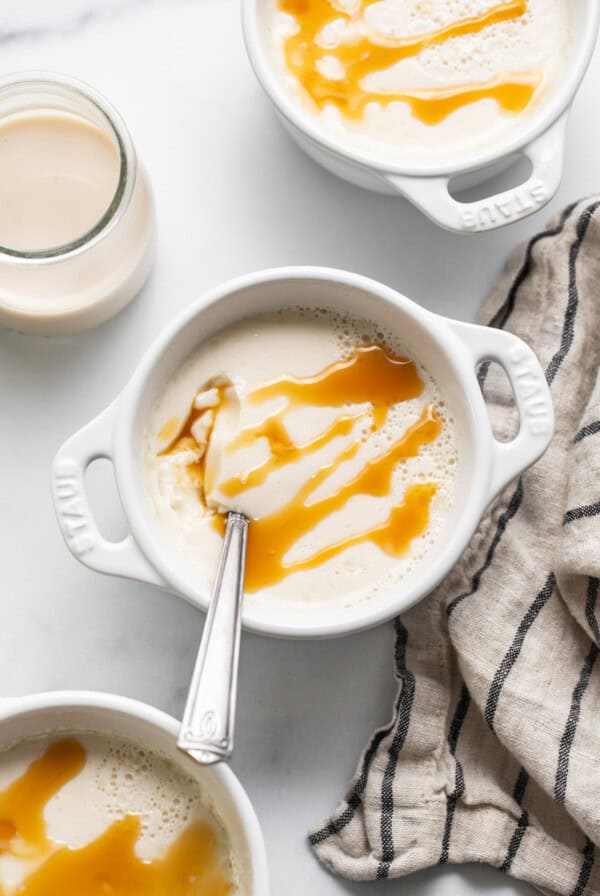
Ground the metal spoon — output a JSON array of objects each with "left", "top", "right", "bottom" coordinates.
[{"left": 178, "top": 511, "right": 249, "bottom": 765}]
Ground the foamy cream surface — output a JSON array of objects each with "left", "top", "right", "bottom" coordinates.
[
  {"left": 144, "top": 310, "right": 458, "bottom": 610},
  {"left": 0, "top": 733, "right": 237, "bottom": 894},
  {"left": 266, "top": 0, "right": 571, "bottom": 163}
]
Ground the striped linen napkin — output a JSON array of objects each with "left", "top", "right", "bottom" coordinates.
[{"left": 311, "top": 198, "right": 600, "bottom": 895}]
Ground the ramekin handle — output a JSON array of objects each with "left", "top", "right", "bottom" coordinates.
[
  {"left": 385, "top": 115, "right": 567, "bottom": 233},
  {"left": 450, "top": 321, "right": 554, "bottom": 503},
  {"left": 51, "top": 404, "right": 165, "bottom": 587}
]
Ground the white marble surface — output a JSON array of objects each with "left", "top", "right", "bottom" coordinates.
[{"left": 1, "top": 2, "right": 599, "bottom": 893}]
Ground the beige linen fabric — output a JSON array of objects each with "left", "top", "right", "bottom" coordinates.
[{"left": 311, "top": 198, "right": 600, "bottom": 895}]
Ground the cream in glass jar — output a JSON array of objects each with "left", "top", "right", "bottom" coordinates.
[{"left": 0, "top": 73, "right": 155, "bottom": 335}]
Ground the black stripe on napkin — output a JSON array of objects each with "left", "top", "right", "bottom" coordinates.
[
  {"left": 310, "top": 619, "right": 414, "bottom": 848},
  {"left": 438, "top": 685, "right": 471, "bottom": 865},
  {"left": 309, "top": 720, "right": 394, "bottom": 845},
  {"left": 570, "top": 839, "right": 595, "bottom": 896},
  {"left": 478, "top": 202, "right": 576, "bottom": 390},
  {"left": 564, "top": 503, "right": 600, "bottom": 526},
  {"left": 376, "top": 620, "right": 416, "bottom": 879},
  {"left": 447, "top": 481, "right": 523, "bottom": 617},
  {"left": 546, "top": 201, "right": 600, "bottom": 386},
  {"left": 499, "top": 811, "right": 529, "bottom": 874},
  {"left": 489, "top": 202, "right": 577, "bottom": 331},
  {"left": 586, "top": 578, "right": 600, "bottom": 645},
  {"left": 575, "top": 421, "right": 600, "bottom": 443},
  {"left": 513, "top": 767, "right": 529, "bottom": 804},
  {"left": 555, "top": 643, "right": 599, "bottom": 804},
  {"left": 484, "top": 573, "right": 556, "bottom": 731},
  {"left": 499, "top": 769, "right": 530, "bottom": 874}
]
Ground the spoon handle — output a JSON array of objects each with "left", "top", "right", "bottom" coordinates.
[{"left": 178, "top": 512, "right": 248, "bottom": 765}]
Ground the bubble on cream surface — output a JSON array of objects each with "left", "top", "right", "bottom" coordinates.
[
  {"left": 143, "top": 309, "right": 459, "bottom": 611},
  {"left": 265, "top": 0, "right": 571, "bottom": 164}
]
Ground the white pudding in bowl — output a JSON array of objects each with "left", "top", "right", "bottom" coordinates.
[
  {"left": 144, "top": 308, "right": 458, "bottom": 611},
  {"left": 265, "top": 0, "right": 572, "bottom": 164},
  {"left": 0, "top": 733, "right": 239, "bottom": 895}
]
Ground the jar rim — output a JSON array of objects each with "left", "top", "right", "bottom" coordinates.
[{"left": 0, "top": 71, "right": 137, "bottom": 264}]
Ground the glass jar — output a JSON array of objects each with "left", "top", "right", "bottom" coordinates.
[{"left": 0, "top": 73, "right": 155, "bottom": 335}]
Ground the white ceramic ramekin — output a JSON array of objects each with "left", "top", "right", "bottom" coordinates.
[
  {"left": 242, "top": 2, "right": 599, "bottom": 233},
  {"left": 0, "top": 690, "right": 269, "bottom": 894},
  {"left": 52, "top": 267, "right": 553, "bottom": 638}
]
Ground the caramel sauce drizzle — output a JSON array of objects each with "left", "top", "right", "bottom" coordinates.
[
  {"left": 221, "top": 343, "right": 423, "bottom": 496},
  {"left": 221, "top": 410, "right": 364, "bottom": 495},
  {"left": 241, "top": 404, "right": 441, "bottom": 591},
  {"left": 278, "top": 0, "right": 542, "bottom": 124},
  {"left": 247, "top": 343, "right": 423, "bottom": 422},
  {"left": 160, "top": 388, "right": 226, "bottom": 508},
  {"left": 0, "top": 739, "right": 233, "bottom": 896},
  {"left": 160, "top": 344, "right": 444, "bottom": 592},
  {"left": 157, "top": 416, "right": 182, "bottom": 447},
  {"left": 0, "top": 739, "right": 86, "bottom": 858}
]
